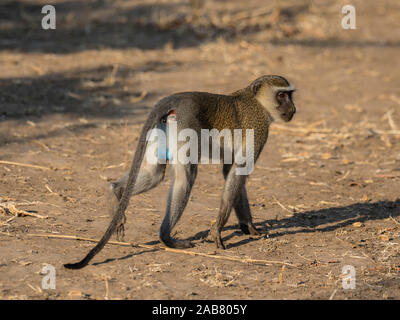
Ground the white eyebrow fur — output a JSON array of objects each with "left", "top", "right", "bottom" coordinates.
[{"left": 273, "top": 86, "right": 295, "bottom": 92}]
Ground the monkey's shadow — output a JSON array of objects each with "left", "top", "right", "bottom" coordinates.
[
  {"left": 92, "top": 248, "right": 159, "bottom": 267},
  {"left": 190, "top": 199, "right": 400, "bottom": 249}
]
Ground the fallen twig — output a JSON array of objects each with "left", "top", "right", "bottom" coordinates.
[
  {"left": 26, "top": 233, "right": 300, "bottom": 268},
  {"left": 0, "top": 203, "right": 48, "bottom": 219},
  {"left": 272, "top": 123, "right": 333, "bottom": 134},
  {"left": 272, "top": 196, "right": 294, "bottom": 214},
  {"left": 329, "top": 288, "right": 338, "bottom": 300},
  {"left": 336, "top": 170, "right": 351, "bottom": 182},
  {"left": 32, "top": 140, "right": 51, "bottom": 151},
  {"left": 382, "top": 109, "right": 398, "bottom": 130},
  {"left": 232, "top": 6, "right": 273, "bottom": 21},
  {"left": 103, "top": 275, "right": 110, "bottom": 300},
  {"left": 373, "top": 129, "right": 400, "bottom": 135},
  {"left": 27, "top": 282, "right": 42, "bottom": 294},
  {"left": 0, "top": 160, "right": 51, "bottom": 171},
  {"left": 129, "top": 90, "right": 148, "bottom": 104},
  {"left": 389, "top": 215, "right": 400, "bottom": 226}
]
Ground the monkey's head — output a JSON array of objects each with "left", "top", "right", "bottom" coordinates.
[{"left": 250, "top": 75, "right": 296, "bottom": 122}]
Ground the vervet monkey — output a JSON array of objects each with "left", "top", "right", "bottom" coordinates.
[{"left": 64, "top": 75, "right": 296, "bottom": 269}]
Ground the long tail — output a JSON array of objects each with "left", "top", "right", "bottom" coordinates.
[{"left": 64, "top": 104, "right": 170, "bottom": 269}]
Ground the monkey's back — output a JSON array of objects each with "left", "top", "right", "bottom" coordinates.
[
  {"left": 155, "top": 91, "right": 270, "bottom": 156},
  {"left": 157, "top": 91, "right": 267, "bottom": 125}
]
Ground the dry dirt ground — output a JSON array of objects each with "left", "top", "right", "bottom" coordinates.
[{"left": 0, "top": 0, "right": 400, "bottom": 300}]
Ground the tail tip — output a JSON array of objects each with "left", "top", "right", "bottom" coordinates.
[{"left": 64, "top": 262, "right": 87, "bottom": 270}]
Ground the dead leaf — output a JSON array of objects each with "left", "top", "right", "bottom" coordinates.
[{"left": 130, "top": 91, "right": 147, "bottom": 104}]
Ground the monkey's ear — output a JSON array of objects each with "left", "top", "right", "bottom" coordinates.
[{"left": 250, "top": 79, "right": 263, "bottom": 95}]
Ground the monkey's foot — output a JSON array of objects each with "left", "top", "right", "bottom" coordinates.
[
  {"left": 115, "top": 214, "right": 127, "bottom": 241},
  {"left": 116, "top": 224, "right": 125, "bottom": 241},
  {"left": 210, "top": 224, "right": 226, "bottom": 249},
  {"left": 116, "top": 222, "right": 126, "bottom": 242},
  {"left": 160, "top": 237, "right": 193, "bottom": 249},
  {"left": 214, "top": 235, "right": 226, "bottom": 250},
  {"left": 240, "top": 223, "right": 260, "bottom": 236}
]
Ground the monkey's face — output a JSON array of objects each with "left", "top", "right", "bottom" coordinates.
[
  {"left": 275, "top": 90, "right": 296, "bottom": 122},
  {"left": 251, "top": 75, "right": 296, "bottom": 123}
]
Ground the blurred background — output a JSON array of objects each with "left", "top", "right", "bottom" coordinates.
[{"left": 1, "top": 0, "right": 399, "bottom": 121}]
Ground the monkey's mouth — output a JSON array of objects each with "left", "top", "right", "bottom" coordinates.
[{"left": 283, "top": 112, "right": 295, "bottom": 121}]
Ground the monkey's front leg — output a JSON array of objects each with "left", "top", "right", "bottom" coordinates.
[
  {"left": 222, "top": 165, "right": 260, "bottom": 236},
  {"left": 234, "top": 187, "right": 260, "bottom": 236},
  {"left": 211, "top": 167, "right": 247, "bottom": 249}
]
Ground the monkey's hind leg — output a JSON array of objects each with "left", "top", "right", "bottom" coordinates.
[
  {"left": 159, "top": 163, "right": 197, "bottom": 249},
  {"left": 222, "top": 164, "right": 260, "bottom": 236},
  {"left": 108, "top": 161, "right": 166, "bottom": 241},
  {"left": 108, "top": 174, "right": 127, "bottom": 241}
]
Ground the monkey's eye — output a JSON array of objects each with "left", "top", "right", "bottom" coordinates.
[{"left": 277, "top": 92, "right": 286, "bottom": 100}]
